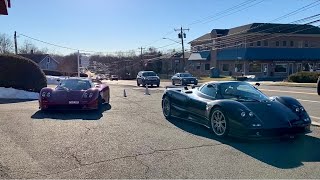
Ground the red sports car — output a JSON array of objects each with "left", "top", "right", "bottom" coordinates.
[{"left": 39, "top": 78, "right": 110, "bottom": 110}]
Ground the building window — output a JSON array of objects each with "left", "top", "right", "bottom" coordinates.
[
  {"left": 205, "top": 64, "right": 210, "bottom": 70},
  {"left": 276, "top": 41, "right": 280, "bottom": 47},
  {"left": 290, "top": 41, "right": 294, "bottom": 47},
  {"left": 249, "top": 42, "right": 254, "bottom": 47},
  {"left": 196, "top": 63, "right": 201, "bottom": 69},
  {"left": 263, "top": 40, "right": 268, "bottom": 46},
  {"left": 282, "top": 41, "right": 287, "bottom": 46},
  {"left": 222, "top": 64, "right": 229, "bottom": 72},
  {"left": 304, "top": 41, "right": 309, "bottom": 47},
  {"left": 235, "top": 64, "right": 243, "bottom": 72},
  {"left": 275, "top": 64, "right": 287, "bottom": 73},
  {"left": 257, "top": 41, "right": 261, "bottom": 46},
  {"left": 248, "top": 63, "right": 262, "bottom": 73}
]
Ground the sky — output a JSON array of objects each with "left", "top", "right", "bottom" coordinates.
[{"left": 1, "top": 0, "right": 319, "bottom": 55}]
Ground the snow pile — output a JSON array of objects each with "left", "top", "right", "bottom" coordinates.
[
  {"left": 46, "top": 75, "right": 68, "bottom": 85},
  {"left": 0, "top": 87, "right": 39, "bottom": 100}
]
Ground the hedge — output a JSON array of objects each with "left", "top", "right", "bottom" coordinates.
[
  {"left": 43, "top": 69, "right": 64, "bottom": 76},
  {"left": 69, "top": 72, "right": 88, "bottom": 77},
  {"left": 0, "top": 54, "right": 47, "bottom": 92},
  {"left": 288, "top": 71, "right": 320, "bottom": 83}
]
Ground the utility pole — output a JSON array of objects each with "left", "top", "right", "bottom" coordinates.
[
  {"left": 14, "top": 31, "right": 18, "bottom": 54},
  {"left": 139, "top": 47, "right": 145, "bottom": 70},
  {"left": 174, "top": 27, "right": 189, "bottom": 72},
  {"left": 77, "top": 50, "right": 80, "bottom": 77}
]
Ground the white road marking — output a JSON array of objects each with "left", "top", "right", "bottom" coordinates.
[
  {"left": 260, "top": 88, "right": 318, "bottom": 95},
  {"left": 297, "top": 99, "right": 320, "bottom": 103},
  {"left": 310, "top": 116, "right": 320, "bottom": 120}
]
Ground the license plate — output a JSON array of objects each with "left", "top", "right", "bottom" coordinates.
[
  {"left": 69, "top": 101, "right": 79, "bottom": 104},
  {"left": 191, "top": 81, "right": 194, "bottom": 83}
]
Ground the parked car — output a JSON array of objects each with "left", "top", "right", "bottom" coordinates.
[
  {"left": 39, "top": 78, "right": 110, "bottom": 110},
  {"left": 171, "top": 72, "right": 198, "bottom": 86},
  {"left": 110, "top": 75, "right": 119, "bottom": 81},
  {"left": 162, "top": 81, "right": 311, "bottom": 139},
  {"left": 136, "top": 71, "right": 160, "bottom": 87}
]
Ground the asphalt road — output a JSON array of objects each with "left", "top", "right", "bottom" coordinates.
[{"left": 0, "top": 81, "right": 319, "bottom": 178}]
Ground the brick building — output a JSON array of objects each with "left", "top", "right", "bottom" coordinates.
[{"left": 189, "top": 23, "right": 320, "bottom": 79}]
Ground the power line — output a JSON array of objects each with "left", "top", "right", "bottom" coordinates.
[
  {"left": 190, "top": 1, "right": 320, "bottom": 44},
  {"left": 188, "top": 0, "right": 258, "bottom": 26},
  {"left": 192, "top": 14, "right": 320, "bottom": 49}
]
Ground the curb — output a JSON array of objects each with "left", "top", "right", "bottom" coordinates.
[{"left": 312, "top": 122, "right": 320, "bottom": 127}]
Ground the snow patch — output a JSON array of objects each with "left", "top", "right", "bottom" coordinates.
[
  {"left": 46, "top": 75, "right": 68, "bottom": 85},
  {"left": 0, "top": 87, "right": 39, "bottom": 100}
]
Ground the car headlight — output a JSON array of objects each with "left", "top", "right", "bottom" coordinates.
[
  {"left": 300, "top": 107, "right": 305, "bottom": 112},
  {"left": 83, "top": 92, "right": 88, "bottom": 98},
  {"left": 89, "top": 92, "right": 93, "bottom": 98},
  {"left": 249, "top": 112, "right": 254, "bottom": 117},
  {"left": 295, "top": 107, "right": 300, "bottom": 113},
  {"left": 46, "top": 92, "right": 51, "bottom": 97},
  {"left": 41, "top": 92, "right": 46, "bottom": 97},
  {"left": 241, "top": 112, "right": 246, "bottom": 117}
]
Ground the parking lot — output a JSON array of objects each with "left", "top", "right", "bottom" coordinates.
[{"left": 0, "top": 81, "right": 320, "bottom": 178}]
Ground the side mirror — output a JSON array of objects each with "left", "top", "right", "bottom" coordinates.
[
  {"left": 255, "top": 83, "right": 260, "bottom": 86},
  {"left": 57, "top": 79, "right": 60, "bottom": 82}
]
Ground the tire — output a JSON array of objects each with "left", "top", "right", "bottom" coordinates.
[
  {"left": 210, "top": 107, "right": 229, "bottom": 137},
  {"left": 98, "top": 95, "right": 103, "bottom": 109},
  {"left": 172, "top": 80, "right": 175, "bottom": 86},
  {"left": 317, "top": 76, "right": 320, "bottom": 95},
  {"left": 162, "top": 96, "right": 172, "bottom": 119},
  {"left": 137, "top": 81, "right": 140, "bottom": 87},
  {"left": 156, "top": 83, "right": 160, "bottom": 87}
]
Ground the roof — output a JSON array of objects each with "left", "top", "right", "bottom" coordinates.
[
  {"left": 228, "top": 23, "right": 320, "bottom": 35},
  {"left": 188, "top": 50, "right": 211, "bottom": 61},
  {"left": 190, "top": 23, "right": 320, "bottom": 45},
  {"left": 217, "top": 48, "right": 320, "bottom": 61},
  {"left": 18, "top": 54, "right": 59, "bottom": 64},
  {"left": 18, "top": 54, "right": 49, "bottom": 63},
  {"left": 189, "top": 33, "right": 211, "bottom": 44}
]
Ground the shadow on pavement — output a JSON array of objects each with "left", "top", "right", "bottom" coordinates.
[
  {"left": 31, "top": 104, "right": 111, "bottom": 121},
  {"left": 167, "top": 117, "right": 320, "bottom": 169},
  {"left": 0, "top": 99, "right": 37, "bottom": 104}
]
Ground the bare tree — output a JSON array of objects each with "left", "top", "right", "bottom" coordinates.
[
  {"left": 0, "top": 33, "right": 13, "bottom": 54},
  {"left": 19, "top": 40, "right": 48, "bottom": 54}
]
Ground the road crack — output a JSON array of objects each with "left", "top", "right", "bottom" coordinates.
[{"left": 43, "top": 143, "right": 224, "bottom": 178}]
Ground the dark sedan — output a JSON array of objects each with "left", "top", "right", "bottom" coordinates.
[
  {"left": 137, "top": 71, "right": 160, "bottom": 87},
  {"left": 39, "top": 78, "right": 110, "bottom": 110},
  {"left": 162, "top": 81, "right": 311, "bottom": 139},
  {"left": 171, "top": 73, "right": 198, "bottom": 86}
]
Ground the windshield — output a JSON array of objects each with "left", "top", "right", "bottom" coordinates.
[
  {"left": 143, "top": 72, "right": 156, "bottom": 76},
  {"left": 180, "top": 73, "right": 192, "bottom": 77},
  {"left": 219, "top": 82, "right": 268, "bottom": 102},
  {"left": 58, "top": 79, "right": 92, "bottom": 91}
]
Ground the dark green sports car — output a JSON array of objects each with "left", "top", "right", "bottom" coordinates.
[{"left": 162, "top": 81, "right": 311, "bottom": 139}]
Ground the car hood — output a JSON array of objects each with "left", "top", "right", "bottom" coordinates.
[
  {"left": 242, "top": 101, "right": 299, "bottom": 128},
  {"left": 145, "top": 76, "right": 159, "bottom": 79}
]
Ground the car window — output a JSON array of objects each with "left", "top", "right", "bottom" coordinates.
[
  {"left": 200, "top": 84, "right": 217, "bottom": 98},
  {"left": 59, "top": 79, "right": 91, "bottom": 91},
  {"left": 180, "top": 73, "right": 192, "bottom": 77},
  {"left": 142, "top": 72, "right": 156, "bottom": 76}
]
